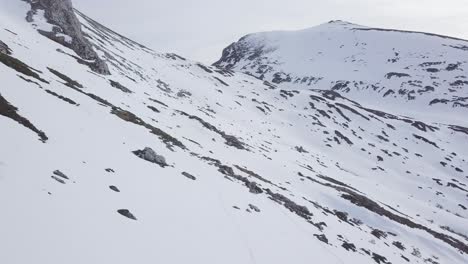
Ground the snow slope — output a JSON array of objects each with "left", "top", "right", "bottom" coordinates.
[
  {"left": 0, "top": 1, "right": 467, "bottom": 264},
  {"left": 214, "top": 20, "right": 468, "bottom": 125}
]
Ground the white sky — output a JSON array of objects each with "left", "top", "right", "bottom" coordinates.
[{"left": 74, "top": 0, "right": 468, "bottom": 64}]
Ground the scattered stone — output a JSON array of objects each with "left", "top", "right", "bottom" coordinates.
[
  {"left": 182, "top": 171, "right": 197, "bottom": 180},
  {"left": 51, "top": 175, "right": 65, "bottom": 184},
  {"left": 117, "top": 209, "right": 137, "bottom": 220},
  {"left": 109, "top": 186, "right": 120, "bottom": 192}
]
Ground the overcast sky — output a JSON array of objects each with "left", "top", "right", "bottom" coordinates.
[{"left": 74, "top": 0, "right": 468, "bottom": 64}]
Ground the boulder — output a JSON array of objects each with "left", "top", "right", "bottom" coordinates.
[{"left": 133, "top": 147, "right": 168, "bottom": 167}]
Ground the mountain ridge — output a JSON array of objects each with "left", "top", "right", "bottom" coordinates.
[{"left": 214, "top": 21, "right": 468, "bottom": 125}]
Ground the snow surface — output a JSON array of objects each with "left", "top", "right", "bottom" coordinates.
[{"left": 0, "top": 2, "right": 467, "bottom": 264}]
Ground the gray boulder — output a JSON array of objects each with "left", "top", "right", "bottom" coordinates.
[{"left": 133, "top": 147, "right": 168, "bottom": 167}]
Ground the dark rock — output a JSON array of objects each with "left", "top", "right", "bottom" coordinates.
[
  {"left": 51, "top": 176, "right": 65, "bottom": 184},
  {"left": 248, "top": 204, "right": 261, "bottom": 212},
  {"left": 53, "top": 170, "right": 69, "bottom": 179},
  {"left": 341, "top": 192, "right": 468, "bottom": 254},
  {"left": 181, "top": 172, "right": 197, "bottom": 180},
  {"left": 178, "top": 111, "right": 246, "bottom": 150},
  {"left": 446, "top": 63, "right": 459, "bottom": 71},
  {"left": 426, "top": 68, "right": 439, "bottom": 73},
  {"left": 176, "top": 90, "right": 192, "bottom": 98},
  {"left": 196, "top": 63, "right": 213, "bottom": 73},
  {"left": 48, "top": 67, "right": 83, "bottom": 89},
  {"left": 393, "top": 241, "right": 406, "bottom": 250},
  {"left": 371, "top": 229, "right": 387, "bottom": 239},
  {"left": 335, "top": 130, "right": 353, "bottom": 145},
  {"left": 0, "top": 93, "right": 48, "bottom": 142},
  {"left": 413, "top": 134, "right": 439, "bottom": 148},
  {"left": 117, "top": 209, "right": 137, "bottom": 220},
  {"left": 109, "top": 185, "right": 120, "bottom": 192},
  {"left": 246, "top": 181, "right": 263, "bottom": 194},
  {"left": 295, "top": 146, "right": 309, "bottom": 153},
  {"left": 314, "top": 234, "right": 328, "bottom": 244},
  {"left": 385, "top": 72, "right": 411, "bottom": 79},
  {"left": 372, "top": 253, "right": 389, "bottom": 264},
  {"left": 44, "top": 89, "right": 77, "bottom": 105},
  {"left": 342, "top": 242, "right": 356, "bottom": 251},
  {"left": 334, "top": 210, "right": 349, "bottom": 222},
  {"left": 267, "top": 190, "right": 311, "bottom": 219},
  {"left": 147, "top": 105, "right": 160, "bottom": 113},
  {"left": 110, "top": 80, "right": 132, "bottom": 93}
]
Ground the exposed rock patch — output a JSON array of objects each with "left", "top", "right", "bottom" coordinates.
[
  {"left": 0, "top": 93, "right": 48, "bottom": 142},
  {"left": 0, "top": 52, "right": 48, "bottom": 83}
]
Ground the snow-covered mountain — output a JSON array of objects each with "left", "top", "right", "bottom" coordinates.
[
  {"left": 1, "top": 1, "right": 467, "bottom": 263},
  {"left": 214, "top": 20, "right": 468, "bottom": 124}
]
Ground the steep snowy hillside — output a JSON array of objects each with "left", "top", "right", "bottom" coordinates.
[
  {"left": 214, "top": 20, "right": 468, "bottom": 124},
  {"left": 1, "top": 1, "right": 467, "bottom": 264}
]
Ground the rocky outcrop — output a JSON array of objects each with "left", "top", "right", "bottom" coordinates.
[{"left": 23, "top": 0, "right": 109, "bottom": 74}]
